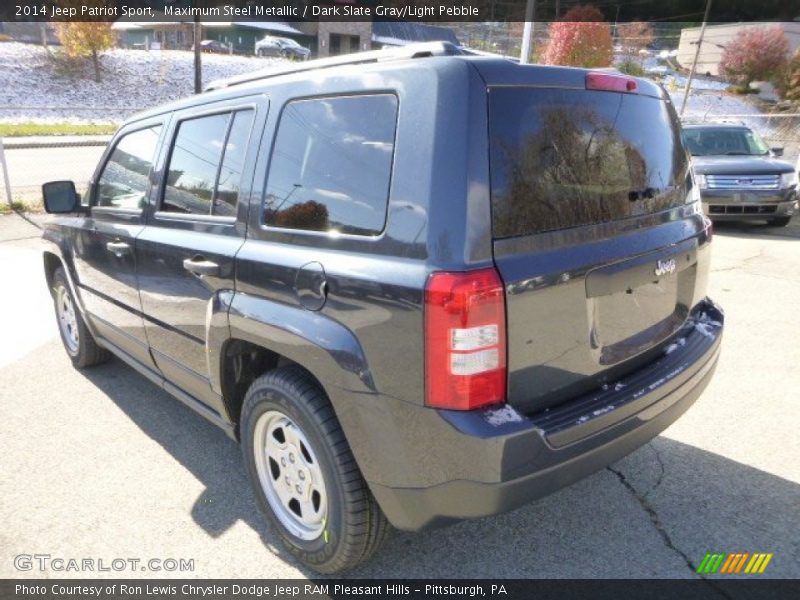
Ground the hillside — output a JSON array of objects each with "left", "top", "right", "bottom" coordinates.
[{"left": 0, "top": 42, "right": 284, "bottom": 124}]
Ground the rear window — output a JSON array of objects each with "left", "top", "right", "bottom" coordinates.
[{"left": 489, "top": 88, "right": 690, "bottom": 238}]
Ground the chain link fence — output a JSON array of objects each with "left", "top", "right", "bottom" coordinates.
[
  {"left": 0, "top": 136, "right": 108, "bottom": 204},
  {"left": 2, "top": 106, "right": 799, "bottom": 207}
]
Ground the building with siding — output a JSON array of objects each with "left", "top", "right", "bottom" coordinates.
[{"left": 112, "top": 20, "right": 458, "bottom": 58}]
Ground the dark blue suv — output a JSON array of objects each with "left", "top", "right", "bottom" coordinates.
[{"left": 41, "top": 43, "right": 723, "bottom": 573}]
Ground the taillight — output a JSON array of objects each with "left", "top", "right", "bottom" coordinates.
[
  {"left": 586, "top": 72, "right": 637, "bottom": 93},
  {"left": 424, "top": 268, "right": 507, "bottom": 410}
]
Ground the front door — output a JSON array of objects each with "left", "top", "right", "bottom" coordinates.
[
  {"left": 73, "top": 121, "right": 165, "bottom": 369},
  {"left": 136, "top": 101, "right": 264, "bottom": 410}
]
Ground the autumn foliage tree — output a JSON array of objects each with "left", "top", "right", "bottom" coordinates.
[
  {"left": 54, "top": 1, "right": 114, "bottom": 82},
  {"left": 719, "top": 26, "right": 789, "bottom": 92},
  {"left": 616, "top": 21, "right": 654, "bottom": 64},
  {"left": 775, "top": 50, "right": 800, "bottom": 102},
  {"left": 541, "top": 5, "right": 613, "bottom": 68}
]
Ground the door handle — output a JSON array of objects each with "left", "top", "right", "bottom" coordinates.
[
  {"left": 183, "top": 257, "right": 220, "bottom": 277},
  {"left": 106, "top": 240, "right": 131, "bottom": 256}
]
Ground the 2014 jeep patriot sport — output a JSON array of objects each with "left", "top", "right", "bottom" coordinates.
[{"left": 41, "top": 43, "right": 723, "bottom": 573}]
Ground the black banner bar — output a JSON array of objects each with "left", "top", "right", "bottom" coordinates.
[
  {"left": 4, "top": 580, "right": 800, "bottom": 600},
  {"left": 2, "top": 0, "right": 797, "bottom": 23}
]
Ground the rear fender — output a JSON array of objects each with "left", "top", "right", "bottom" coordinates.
[{"left": 218, "top": 292, "right": 376, "bottom": 399}]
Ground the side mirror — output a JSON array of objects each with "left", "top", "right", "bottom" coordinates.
[
  {"left": 771, "top": 146, "right": 784, "bottom": 157},
  {"left": 42, "top": 181, "right": 79, "bottom": 214}
]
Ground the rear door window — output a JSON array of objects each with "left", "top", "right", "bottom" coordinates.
[
  {"left": 263, "top": 94, "right": 398, "bottom": 236},
  {"left": 489, "top": 88, "right": 690, "bottom": 238}
]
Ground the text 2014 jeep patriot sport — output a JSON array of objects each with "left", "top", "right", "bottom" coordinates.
[{"left": 41, "top": 43, "right": 724, "bottom": 573}]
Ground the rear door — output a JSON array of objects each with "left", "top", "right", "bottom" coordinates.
[
  {"left": 136, "top": 98, "right": 266, "bottom": 409},
  {"left": 488, "top": 83, "right": 710, "bottom": 414}
]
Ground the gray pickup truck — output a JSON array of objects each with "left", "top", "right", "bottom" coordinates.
[{"left": 40, "top": 43, "right": 723, "bottom": 573}]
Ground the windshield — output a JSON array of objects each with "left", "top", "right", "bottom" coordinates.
[
  {"left": 682, "top": 127, "right": 770, "bottom": 156},
  {"left": 280, "top": 39, "right": 301, "bottom": 48}
]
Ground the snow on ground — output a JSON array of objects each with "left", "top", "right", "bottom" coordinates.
[
  {"left": 0, "top": 42, "right": 285, "bottom": 124},
  {"left": 1, "top": 41, "right": 796, "bottom": 160}
]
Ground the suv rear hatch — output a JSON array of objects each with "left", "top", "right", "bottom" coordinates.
[{"left": 488, "top": 74, "right": 710, "bottom": 415}]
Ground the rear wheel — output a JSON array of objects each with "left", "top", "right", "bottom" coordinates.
[
  {"left": 241, "top": 366, "right": 389, "bottom": 573},
  {"left": 52, "top": 267, "right": 109, "bottom": 368},
  {"left": 768, "top": 216, "right": 792, "bottom": 227}
]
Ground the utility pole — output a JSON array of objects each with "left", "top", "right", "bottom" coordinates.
[
  {"left": 193, "top": 17, "right": 202, "bottom": 94},
  {"left": 680, "top": 0, "right": 713, "bottom": 116},
  {"left": 520, "top": 0, "right": 536, "bottom": 64}
]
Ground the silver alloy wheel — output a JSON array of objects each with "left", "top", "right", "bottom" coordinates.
[
  {"left": 254, "top": 410, "right": 328, "bottom": 540},
  {"left": 56, "top": 284, "right": 79, "bottom": 353}
]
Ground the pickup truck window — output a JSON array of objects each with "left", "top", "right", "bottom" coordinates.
[
  {"left": 162, "top": 109, "right": 254, "bottom": 216},
  {"left": 263, "top": 94, "right": 398, "bottom": 236},
  {"left": 95, "top": 125, "right": 161, "bottom": 210}
]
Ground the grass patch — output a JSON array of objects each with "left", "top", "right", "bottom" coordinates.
[
  {"left": 0, "top": 199, "right": 43, "bottom": 215},
  {"left": 0, "top": 122, "right": 117, "bottom": 137}
]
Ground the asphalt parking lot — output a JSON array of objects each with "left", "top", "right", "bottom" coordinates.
[{"left": 0, "top": 211, "right": 798, "bottom": 580}]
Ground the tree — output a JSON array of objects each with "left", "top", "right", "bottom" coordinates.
[
  {"left": 719, "top": 26, "right": 790, "bottom": 92},
  {"left": 54, "top": 1, "right": 114, "bottom": 83},
  {"left": 775, "top": 49, "right": 800, "bottom": 102},
  {"left": 616, "top": 21, "right": 654, "bottom": 65},
  {"left": 541, "top": 5, "right": 613, "bottom": 68}
]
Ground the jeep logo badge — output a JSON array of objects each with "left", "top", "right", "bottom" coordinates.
[{"left": 655, "top": 258, "right": 677, "bottom": 277}]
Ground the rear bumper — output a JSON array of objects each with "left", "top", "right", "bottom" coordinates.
[
  {"left": 701, "top": 188, "right": 797, "bottom": 220},
  {"left": 369, "top": 300, "right": 723, "bottom": 531}
]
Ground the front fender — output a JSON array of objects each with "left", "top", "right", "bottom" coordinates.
[{"left": 42, "top": 231, "right": 86, "bottom": 316}]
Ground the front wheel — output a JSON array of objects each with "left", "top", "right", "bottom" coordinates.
[
  {"left": 241, "top": 366, "right": 389, "bottom": 573},
  {"left": 51, "top": 267, "right": 109, "bottom": 368},
  {"left": 768, "top": 216, "right": 792, "bottom": 227}
]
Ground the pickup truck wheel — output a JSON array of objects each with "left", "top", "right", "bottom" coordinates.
[
  {"left": 52, "top": 267, "right": 109, "bottom": 368},
  {"left": 241, "top": 366, "right": 389, "bottom": 573},
  {"left": 768, "top": 216, "right": 792, "bottom": 227}
]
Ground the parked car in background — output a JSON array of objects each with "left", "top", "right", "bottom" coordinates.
[
  {"left": 683, "top": 122, "right": 798, "bottom": 227},
  {"left": 40, "top": 43, "right": 723, "bottom": 573},
  {"left": 255, "top": 35, "right": 310, "bottom": 60},
  {"left": 194, "top": 40, "right": 230, "bottom": 54}
]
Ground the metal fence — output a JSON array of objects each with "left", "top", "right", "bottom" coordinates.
[
  {"left": 2, "top": 110, "right": 798, "bottom": 206},
  {"left": 0, "top": 136, "right": 109, "bottom": 204}
]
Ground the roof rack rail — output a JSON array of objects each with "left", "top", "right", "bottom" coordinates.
[
  {"left": 205, "top": 42, "right": 466, "bottom": 92},
  {"left": 681, "top": 117, "right": 747, "bottom": 126}
]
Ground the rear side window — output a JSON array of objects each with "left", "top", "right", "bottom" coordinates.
[
  {"left": 162, "top": 109, "right": 254, "bottom": 216},
  {"left": 263, "top": 94, "right": 398, "bottom": 236},
  {"left": 489, "top": 88, "right": 690, "bottom": 238},
  {"left": 95, "top": 125, "right": 161, "bottom": 210}
]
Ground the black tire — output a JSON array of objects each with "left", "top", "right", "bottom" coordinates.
[
  {"left": 51, "top": 267, "right": 109, "bottom": 368},
  {"left": 241, "top": 366, "right": 389, "bottom": 573},
  {"left": 768, "top": 216, "right": 792, "bottom": 227}
]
